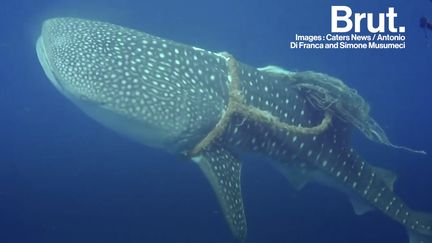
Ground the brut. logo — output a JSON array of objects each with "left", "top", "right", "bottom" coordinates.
[{"left": 331, "top": 6, "right": 406, "bottom": 33}]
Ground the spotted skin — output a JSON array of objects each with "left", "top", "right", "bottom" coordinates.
[
  {"left": 36, "top": 18, "right": 432, "bottom": 242},
  {"left": 37, "top": 17, "right": 230, "bottom": 152}
]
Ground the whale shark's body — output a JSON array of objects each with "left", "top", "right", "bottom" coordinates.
[{"left": 36, "top": 18, "right": 432, "bottom": 242}]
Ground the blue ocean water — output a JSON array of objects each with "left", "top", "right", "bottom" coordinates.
[{"left": 1, "top": 0, "right": 431, "bottom": 242}]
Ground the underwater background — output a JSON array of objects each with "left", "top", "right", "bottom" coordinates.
[{"left": 1, "top": 0, "right": 431, "bottom": 242}]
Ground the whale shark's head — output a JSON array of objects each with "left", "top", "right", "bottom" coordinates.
[{"left": 36, "top": 18, "right": 229, "bottom": 152}]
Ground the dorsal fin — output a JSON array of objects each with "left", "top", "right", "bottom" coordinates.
[
  {"left": 370, "top": 165, "right": 397, "bottom": 191},
  {"left": 192, "top": 145, "right": 247, "bottom": 241}
]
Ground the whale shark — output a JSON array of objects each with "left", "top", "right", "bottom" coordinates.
[{"left": 36, "top": 17, "right": 431, "bottom": 242}]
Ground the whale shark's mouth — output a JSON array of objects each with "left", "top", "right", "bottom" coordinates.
[{"left": 36, "top": 36, "right": 63, "bottom": 92}]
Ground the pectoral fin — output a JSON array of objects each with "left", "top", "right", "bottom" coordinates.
[{"left": 192, "top": 145, "right": 247, "bottom": 241}]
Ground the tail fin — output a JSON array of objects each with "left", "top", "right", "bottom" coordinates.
[{"left": 408, "top": 212, "right": 432, "bottom": 243}]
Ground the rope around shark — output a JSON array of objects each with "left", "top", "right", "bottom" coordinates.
[
  {"left": 188, "top": 53, "right": 332, "bottom": 156},
  {"left": 188, "top": 52, "right": 426, "bottom": 157}
]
